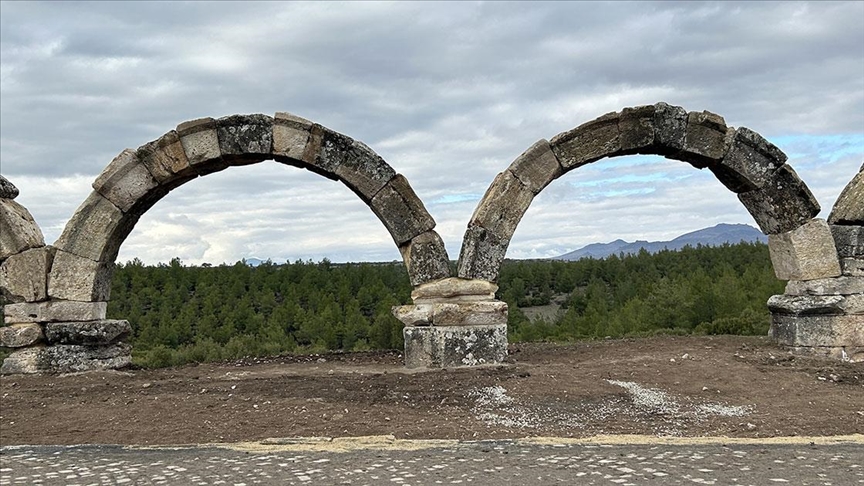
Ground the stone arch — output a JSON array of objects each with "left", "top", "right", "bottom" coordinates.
[
  {"left": 457, "top": 102, "right": 825, "bottom": 282},
  {"left": 47, "top": 112, "right": 452, "bottom": 305}
]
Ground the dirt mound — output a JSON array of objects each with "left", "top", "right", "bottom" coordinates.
[{"left": 1, "top": 335, "right": 862, "bottom": 445}]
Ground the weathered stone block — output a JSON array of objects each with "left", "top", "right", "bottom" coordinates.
[
  {"left": 0, "top": 198, "right": 45, "bottom": 260},
  {"left": 317, "top": 128, "right": 396, "bottom": 201},
  {"left": 768, "top": 294, "right": 864, "bottom": 315},
  {"left": 432, "top": 301, "right": 508, "bottom": 326},
  {"left": 53, "top": 191, "right": 139, "bottom": 263},
  {"left": 676, "top": 110, "right": 730, "bottom": 168},
  {"left": 618, "top": 105, "right": 655, "bottom": 154},
  {"left": 830, "top": 224, "right": 864, "bottom": 258},
  {"left": 738, "top": 165, "right": 821, "bottom": 234},
  {"left": 216, "top": 114, "right": 273, "bottom": 165},
  {"left": 828, "top": 167, "right": 863, "bottom": 225},
  {"left": 0, "top": 246, "right": 53, "bottom": 303},
  {"left": 177, "top": 117, "right": 227, "bottom": 175},
  {"left": 0, "top": 323, "right": 44, "bottom": 348},
  {"left": 768, "top": 219, "right": 841, "bottom": 281},
  {"left": 411, "top": 277, "right": 499, "bottom": 304},
  {"left": 137, "top": 130, "right": 197, "bottom": 189},
  {"left": 508, "top": 139, "right": 563, "bottom": 195},
  {"left": 4, "top": 301, "right": 107, "bottom": 324},
  {"left": 48, "top": 250, "right": 114, "bottom": 302},
  {"left": 403, "top": 324, "right": 507, "bottom": 368},
  {"left": 469, "top": 170, "right": 534, "bottom": 242},
  {"left": 711, "top": 127, "right": 786, "bottom": 193},
  {"left": 456, "top": 224, "right": 509, "bottom": 283},
  {"left": 44, "top": 319, "right": 131, "bottom": 345},
  {"left": 550, "top": 111, "right": 620, "bottom": 169},
  {"left": 92, "top": 149, "right": 160, "bottom": 213},
  {"left": 785, "top": 276, "right": 864, "bottom": 296},
  {"left": 272, "top": 112, "right": 313, "bottom": 162},
  {"left": 370, "top": 175, "right": 436, "bottom": 246},
  {"left": 0, "top": 174, "right": 19, "bottom": 199},
  {"left": 398, "top": 231, "right": 451, "bottom": 287},
  {"left": 788, "top": 346, "right": 864, "bottom": 363},
  {"left": 0, "top": 343, "right": 131, "bottom": 374},
  {"left": 392, "top": 304, "right": 433, "bottom": 327},
  {"left": 770, "top": 314, "right": 863, "bottom": 347},
  {"left": 840, "top": 258, "right": 864, "bottom": 277},
  {"left": 653, "top": 102, "right": 688, "bottom": 154}
]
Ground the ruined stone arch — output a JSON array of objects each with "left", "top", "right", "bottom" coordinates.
[
  {"left": 457, "top": 102, "right": 824, "bottom": 283},
  {"left": 47, "top": 112, "right": 452, "bottom": 305}
]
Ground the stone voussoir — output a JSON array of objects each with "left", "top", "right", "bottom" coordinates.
[
  {"left": 370, "top": 174, "right": 436, "bottom": 246},
  {"left": 652, "top": 102, "right": 688, "bottom": 155},
  {"left": 469, "top": 170, "right": 534, "bottom": 243},
  {"left": 550, "top": 111, "right": 621, "bottom": 170},
  {"left": 0, "top": 323, "right": 44, "bottom": 348},
  {"left": 828, "top": 167, "right": 863, "bottom": 225},
  {"left": 4, "top": 301, "right": 108, "bottom": 324},
  {"left": 784, "top": 276, "right": 864, "bottom": 296},
  {"left": 0, "top": 198, "right": 45, "bottom": 260},
  {"left": 507, "top": 139, "right": 563, "bottom": 195},
  {"left": 0, "top": 343, "right": 132, "bottom": 375},
  {"left": 675, "top": 110, "right": 731, "bottom": 168},
  {"left": 44, "top": 319, "right": 131, "bottom": 345},
  {"left": 398, "top": 231, "right": 451, "bottom": 287},
  {"left": 177, "top": 117, "right": 227, "bottom": 176},
  {"left": 272, "top": 112, "right": 314, "bottom": 163},
  {"left": 216, "top": 114, "right": 274, "bottom": 165},
  {"left": 0, "top": 174, "right": 19, "bottom": 199},
  {"left": 52, "top": 191, "right": 139, "bottom": 263},
  {"left": 0, "top": 246, "right": 54, "bottom": 303},
  {"left": 411, "top": 277, "right": 499, "bottom": 304},
  {"left": 456, "top": 224, "right": 509, "bottom": 283},
  {"left": 48, "top": 249, "right": 114, "bottom": 302},
  {"left": 316, "top": 128, "right": 396, "bottom": 202},
  {"left": 738, "top": 165, "right": 820, "bottom": 235},
  {"left": 768, "top": 218, "right": 841, "bottom": 281},
  {"left": 710, "top": 127, "right": 787, "bottom": 193},
  {"left": 830, "top": 224, "right": 864, "bottom": 258},
  {"left": 92, "top": 148, "right": 160, "bottom": 214},
  {"left": 137, "top": 130, "right": 197, "bottom": 188},
  {"left": 618, "top": 104, "right": 656, "bottom": 154}
]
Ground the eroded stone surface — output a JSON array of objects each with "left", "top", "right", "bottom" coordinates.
[
  {"left": 653, "top": 102, "right": 688, "bottom": 154},
  {"left": 137, "top": 130, "right": 197, "bottom": 188},
  {"left": 398, "top": 231, "right": 451, "bottom": 287},
  {"left": 370, "top": 175, "right": 435, "bottom": 246},
  {"left": 768, "top": 219, "right": 841, "bottom": 281},
  {"left": 92, "top": 149, "right": 160, "bottom": 213},
  {"left": 0, "top": 198, "right": 45, "bottom": 260},
  {"left": 840, "top": 258, "right": 864, "bottom": 277},
  {"left": 828, "top": 167, "right": 863, "bottom": 225},
  {"left": 177, "top": 117, "right": 226, "bottom": 175},
  {"left": 0, "top": 323, "right": 44, "bottom": 348},
  {"left": 0, "top": 247, "right": 53, "bottom": 303},
  {"left": 392, "top": 304, "right": 433, "bottom": 327},
  {"left": 469, "top": 170, "right": 534, "bottom": 243},
  {"left": 411, "top": 277, "right": 498, "bottom": 303},
  {"left": 770, "top": 314, "right": 863, "bottom": 347},
  {"left": 456, "top": 224, "right": 509, "bottom": 283},
  {"left": 618, "top": 105, "right": 655, "bottom": 154},
  {"left": 53, "top": 191, "right": 138, "bottom": 263},
  {"left": 711, "top": 127, "right": 786, "bottom": 193},
  {"left": 216, "top": 114, "right": 273, "bottom": 165},
  {"left": 4, "top": 301, "right": 107, "bottom": 324},
  {"left": 0, "top": 343, "right": 131, "bottom": 375},
  {"left": 768, "top": 294, "right": 864, "bottom": 315},
  {"left": 507, "top": 139, "right": 562, "bottom": 195},
  {"left": 44, "top": 319, "right": 131, "bottom": 345},
  {"left": 830, "top": 224, "right": 864, "bottom": 258},
  {"left": 48, "top": 250, "right": 114, "bottom": 302},
  {"left": 431, "top": 301, "right": 508, "bottom": 327},
  {"left": 738, "top": 165, "right": 820, "bottom": 234},
  {"left": 403, "top": 324, "right": 507, "bottom": 368},
  {"left": 677, "top": 111, "right": 730, "bottom": 168},
  {"left": 0, "top": 174, "right": 19, "bottom": 199},
  {"left": 317, "top": 128, "right": 396, "bottom": 201},
  {"left": 785, "top": 276, "right": 864, "bottom": 296},
  {"left": 550, "top": 111, "right": 620, "bottom": 169},
  {"left": 272, "top": 112, "right": 313, "bottom": 162}
]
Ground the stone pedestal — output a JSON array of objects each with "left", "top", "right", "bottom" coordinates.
[{"left": 394, "top": 277, "right": 509, "bottom": 369}]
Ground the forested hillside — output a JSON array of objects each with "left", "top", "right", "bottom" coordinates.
[{"left": 1, "top": 242, "right": 785, "bottom": 368}]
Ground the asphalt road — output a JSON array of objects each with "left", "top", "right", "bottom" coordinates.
[{"left": 1, "top": 437, "right": 862, "bottom": 485}]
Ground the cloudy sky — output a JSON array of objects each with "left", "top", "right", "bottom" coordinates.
[{"left": 1, "top": 1, "right": 862, "bottom": 265}]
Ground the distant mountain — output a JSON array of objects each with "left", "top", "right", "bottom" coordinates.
[{"left": 552, "top": 224, "right": 767, "bottom": 261}]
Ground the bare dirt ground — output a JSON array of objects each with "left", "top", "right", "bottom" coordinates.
[{"left": 1, "top": 335, "right": 862, "bottom": 446}]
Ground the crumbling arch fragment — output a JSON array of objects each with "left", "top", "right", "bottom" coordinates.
[{"left": 457, "top": 102, "right": 822, "bottom": 282}]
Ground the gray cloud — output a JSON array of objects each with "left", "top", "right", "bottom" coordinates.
[{"left": 1, "top": 1, "right": 862, "bottom": 264}]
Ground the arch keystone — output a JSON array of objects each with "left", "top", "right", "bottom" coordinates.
[
  {"left": 216, "top": 114, "right": 273, "bottom": 166},
  {"left": 618, "top": 104, "right": 656, "bottom": 154},
  {"left": 652, "top": 102, "right": 688, "bottom": 154}
]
